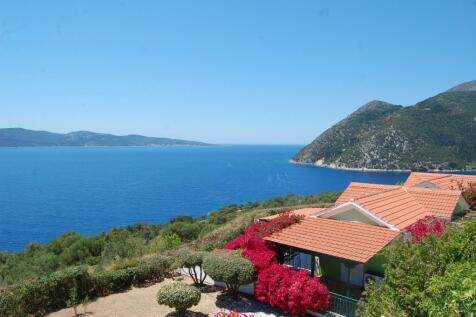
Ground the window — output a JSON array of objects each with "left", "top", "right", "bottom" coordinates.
[{"left": 284, "top": 248, "right": 312, "bottom": 271}]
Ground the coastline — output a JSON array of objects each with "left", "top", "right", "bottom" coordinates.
[{"left": 289, "top": 159, "right": 471, "bottom": 173}]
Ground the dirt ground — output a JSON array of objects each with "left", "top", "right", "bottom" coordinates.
[{"left": 47, "top": 276, "right": 286, "bottom": 317}]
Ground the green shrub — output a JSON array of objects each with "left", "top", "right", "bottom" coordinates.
[
  {"left": 0, "top": 266, "right": 91, "bottom": 317},
  {"left": 101, "top": 232, "right": 146, "bottom": 263},
  {"left": 147, "top": 234, "right": 182, "bottom": 252},
  {"left": 175, "top": 249, "right": 207, "bottom": 285},
  {"left": 203, "top": 251, "right": 255, "bottom": 298},
  {"left": 156, "top": 282, "right": 201, "bottom": 317},
  {"left": 161, "top": 222, "right": 202, "bottom": 241},
  {"left": 0, "top": 256, "right": 172, "bottom": 317},
  {"left": 131, "top": 256, "right": 172, "bottom": 287},
  {"left": 358, "top": 218, "right": 476, "bottom": 316}
]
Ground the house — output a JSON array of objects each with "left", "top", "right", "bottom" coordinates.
[{"left": 260, "top": 172, "right": 474, "bottom": 316}]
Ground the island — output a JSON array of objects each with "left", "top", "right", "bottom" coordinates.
[{"left": 0, "top": 128, "right": 211, "bottom": 147}]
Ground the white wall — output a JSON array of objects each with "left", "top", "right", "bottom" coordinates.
[{"left": 179, "top": 266, "right": 255, "bottom": 295}]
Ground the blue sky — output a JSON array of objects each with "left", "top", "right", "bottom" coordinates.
[{"left": 0, "top": 1, "right": 475, "bottom": 144}]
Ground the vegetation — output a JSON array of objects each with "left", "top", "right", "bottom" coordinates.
[
  {"left": 156, "top": 282, "right": 201, "bottom": 317},
  {"left": 0, "top": 255, "right": 172, "bottom": 317},
  {"left": 256, "top": 264, "right": 330, "bottom": 316},
  {"left": 0, "top": 192, "right": 338, "bottom": 316},
  {"left": 0, "top": 192, "right": 338, "bottom": 287},
  {"left": 175, "top": 249, "right": 208, "bottom": 285},
  {"left": 0, "top": 127, "right": 209, "bottom": 147},
  {"left": 225, "top": 212, "right": 330, "bottom": 315},
  {"left": 203, "top": 251, "right": 255, "bottom": 298},
  {"left": 358, "top": 217, "right": 476, "bottom": 316},
  {"left": 294, "top": 80, "right": 476, "bottom": 170}
]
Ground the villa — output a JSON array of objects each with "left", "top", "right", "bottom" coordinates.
[{"left": 259, "top": 172, "right": 474, "bottom": 316}]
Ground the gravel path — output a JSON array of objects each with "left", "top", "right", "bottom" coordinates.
[{"left": 47, "top": 277, "right": 289, "bottom": 317}]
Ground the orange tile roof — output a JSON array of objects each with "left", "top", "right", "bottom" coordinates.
[
  {"left": 355, "top": 187, "right": 430, "bottom": 230},
  {"left": 336, "top": 182, "right": 400, "bottom": 205},
  {"left": 331, "top": 178, "right": 466, "bottom": 228},
  {"left": 404, "top": 172, "right": 476, "bottom": 190},
  {"left": 407, "top": 187, "right": 461, "bottom": 218},
  {"left": 404, "top": 172, "right": 448, "bottom": 188},
  {"left": 264, "top": 218, "right": 399, "bottom": 263},
  {"left": 259, "top": 208, "right": 327, "bottom": 221}
]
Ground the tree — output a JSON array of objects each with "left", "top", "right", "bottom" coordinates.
[
  {"left": 156, "top": 282, "right": 201, "bottom": 317},
  {"left": 66, "top": 285, "right": 81, "bottom": 317},
  {"left": 175, "top": 249, "right": 208, "bottom": 285},
  {"left": 358, "top": 218, "right": 476, "bottom": 316},
  {"left": 203, "top": 251, "right": 255, "bottom": 298}
]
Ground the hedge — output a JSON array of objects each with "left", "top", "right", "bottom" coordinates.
[{"left": 0, "top": 255, "right": 172, "bottom": 317}]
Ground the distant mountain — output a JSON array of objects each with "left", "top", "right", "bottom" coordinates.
[
  {"left": 293, "top": 80, "right": 476, "bottom": 171},
  {"left": 0, "top": 128, "right": 210, "bottom": 147}
]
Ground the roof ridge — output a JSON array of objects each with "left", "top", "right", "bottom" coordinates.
[
  {"left": 305, "top": 217, "right": 397, "bottom": 233},
  {"left": 349, "top": 182, "right": 399, "bottom": 188},
  {"left": 407, "top": 186, "right": 461, "bottom": 195},
  {"left": 355, "top": 185, "right": 404, "bottom": 201},
  {"left": 355, "top": 187, "right": 430, "bottom": 228}
]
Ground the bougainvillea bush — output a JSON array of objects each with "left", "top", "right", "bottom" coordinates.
[
  {"left": 224, "top": 211, "right": 302, "bottom": 271},
  {"left": 255, "top": 264, "right": 330, "bottom": 316},
  {"left": 224, "top": 212, "right": 330, "bottom": 316},
  {"left": 405, "top": 216, "right": 446, "bottom": 243}
]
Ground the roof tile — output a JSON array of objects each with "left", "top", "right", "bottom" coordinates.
[{"left": 264, "top": 218, "right": 399, "bottom": 263}]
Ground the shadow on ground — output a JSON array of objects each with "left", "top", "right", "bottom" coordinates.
[{"left": 215, "top": 293, "right": 290, "bottom": 316}]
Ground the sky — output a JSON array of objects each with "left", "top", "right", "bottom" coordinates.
[{"left": 0, "top": 1, "right": 475, "bottom": 145}]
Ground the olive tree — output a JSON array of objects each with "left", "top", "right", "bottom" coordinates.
[
  {"left": 175, "top": 248, "right": 208, "bottom": 285},
  {"left": 203, "top": 251, "right": 255, "bottom": 298},
  {"left": 156, "top": 282, "right": 201, "bottom": 317}
]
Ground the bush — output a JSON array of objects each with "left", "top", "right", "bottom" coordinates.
[
  {"left": 203, "top": 251, "right": 255, "bottom": 298},
  {"left": 161, "top": 222, "right": 202, "bottom": 241},
  {"left": 224, "top": 212, "right": 302, "bottom": 272},
  {"left": 175, "top": 249, "right": 208, "bottom": 285},
  {"left": 358, "top": 218, "right": 476, "bottom": 316},
  {"left": 224, "top": 211, "right": 302, "bottom": 251},
  {"left": 0, "top": 255, "right": 172, "bottom": 317},
  {"left": 405, "top": 216, "right": 446, "bottom": 243},
  {"left": 255, "top": 264, "right": 330, "bottom": 316},
  {"left": 147, "top": 234, "right": 182, "bottom": 252},
  {"left": 0, "top": 266, "right": 92, "bottom": 317},
  {"left": 156, "top": 282, "right": 201, "bottom": 317}
]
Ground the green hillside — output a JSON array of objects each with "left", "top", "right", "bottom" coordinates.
[
  {"left": 293, "top": 80, "right": 476, "bottom": 171},
  {"left": 0, "top": 128, "right": 210, "bottom": 147}
]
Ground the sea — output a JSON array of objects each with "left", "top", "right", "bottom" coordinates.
[{"left": 0, "top": 145, "right": 408, "bottom": 252}]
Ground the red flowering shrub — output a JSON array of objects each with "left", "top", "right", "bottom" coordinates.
[
  {"left": 453, "top": 180, "right": 476, "bottom": 210},
  {"left": 225, "top": 211, "right": 302, "bottom": 249},
  {"left": 405, "top": 216, "right": 446, "bottom": 243},
  {"left": 214, "top": 310, "right": 254, "bottom": 317},
  {"left": 224, "top": 211, "right": 330, "bottom": 316},
  {"left": 225, "top": 211, "right": 302, "bottom": 270},
  {"left": 255, "top": 264, "right": 330, "bottom": 316}
]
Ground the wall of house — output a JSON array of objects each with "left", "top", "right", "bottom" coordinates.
[
  {"left": 364, "top": 253, "right": 386, "bottom": 276},
  {"left": 329, "top": 209, "right": 377, "bottom": 225},
  {"left": 318, "top": 253, "right": 341, "bottom": 280}
]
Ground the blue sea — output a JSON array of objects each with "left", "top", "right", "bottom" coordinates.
[{"left": 0, "top": 145, "right": 408, "bottom": 252}]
